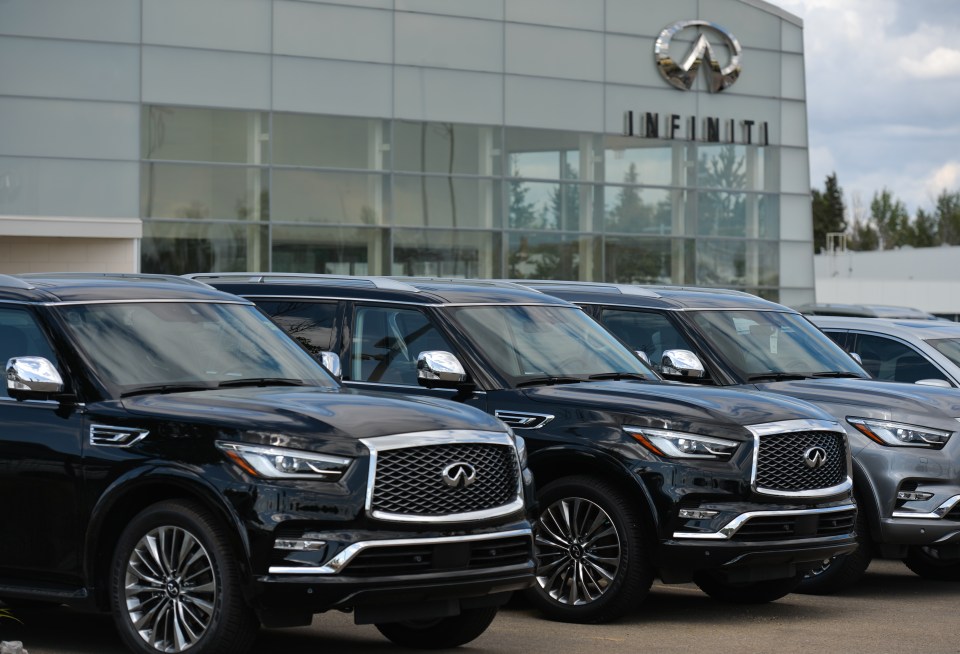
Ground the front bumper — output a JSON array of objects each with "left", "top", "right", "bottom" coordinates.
[
  {"left": 250, "top": 524, "right": 535, "bottom": 626},
  {"left": 658, "top": 503, "right": 858, "bottom": 583}
]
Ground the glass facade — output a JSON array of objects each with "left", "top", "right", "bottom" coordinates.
[{"left": 140, "top": 106, "right": 782, "bottom": 297}]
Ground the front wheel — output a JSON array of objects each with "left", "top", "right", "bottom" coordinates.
[
  {"left": 904, "top": 545, "right": 960, "bottom": 581},
  {"left": 693, "top": 572, "right": 803, "bottom": 604},
  {"left": 525, "top": 476, "right": 652, "bottom": 623},
  {"left": 109, "top": 500, "right": 258, "bottom": 654},
  {"left": 374, "top": 606, "right": 498, "bottom": 649}
]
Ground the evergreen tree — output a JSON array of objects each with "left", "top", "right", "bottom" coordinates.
[
  {"left": 935, "top": 190, "right": 960, "bottom": 245},
  {"left": 912, "top": 208, "right": 939, "bottom": 247},
  {"left": 870, "top": 189, "right": 910, "bottom": 249},
  {"left": 812, "top": 173, "right": 846, "bottom": 253}
]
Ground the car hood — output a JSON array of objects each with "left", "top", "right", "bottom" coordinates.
[
  {"left": 110, "top": 386, "right": 506, "bottom": 443},
  {"left": 752, "top": 378, "right": 960, "bottom": 429},
  {"left": 520, "top": 380, "right": 838, "bottom": 440}
]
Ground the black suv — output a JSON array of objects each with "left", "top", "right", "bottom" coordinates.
[
  {"left": 521, "top": 281, "right": 960, "bottom": 593},
  {"left": 195, "top": 273, "right": 858, "bottom": 623},
  {"left": 0, "top": 274, "right": 535, "bottom": 654}
]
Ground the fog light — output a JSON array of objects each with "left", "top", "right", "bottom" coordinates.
[
  {"left": 897, "top": 491, "right": 934, "bottom": 501},
  {"left": 275, "top": 538, "right": 327, "bottom": 552},
  {"left": 679, "top": 509, "right": 719, "bottom": 520}
]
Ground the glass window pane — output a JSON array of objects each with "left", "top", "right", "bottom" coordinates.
[
  {"left": 141, "top": 222, "right": 269, "bottom": 274},
  {"left": 394, "top": 121, "right": 501, "bottom": 175},
  {"left": 392, "top": 229, "right": 501, "bottom": 278},
  {"left": 394, "top": 176, "right": 499, "bottom": 229},
  {"left": 271, "top": 170, "right": 386, "bottom": 225},
  {"left": 272, "top": 113, "right": 385, "bottom": 169},
  {"left": 252, "top": 300, "right": 338, "bottom": 354},
  {"left": 271, "top": 225, "right": 386, "bottom": 275},
  {"left": 349, "top": 305, "right": 453, "bottom": 385},
  {"left": 696, "top": 144, "right": 767, "bottom": 191},
  {"left": 696, "top": 239, "right": 779, "bottom": 288},
  {"left": 141, "top": 163, "right": 268, "bottom": 221},
  {"left": 0, "top": 308, "right": 58, "bottom": 399},
  {"left": 603, "top": 137, "right": 675, "bottom": 187},
  {"left": 508, "top": 180, "right": 591, "bottom": 231},
  {"left": 604, "top": 185, "right": 673, "bottom": 235},
  {"left": 506, "top": 127, "right": 582, "bottom": 180},
  {"left": 507, "top": 232, "right": 599, "bottom": 280},
  {"left": 604, "top": 237, "right": 694, "bottom": 285},
  {"left": 697, "top": 191, "right": 780, "bottom": 238},
  {"left": 142, "top": 106, "right": 267, "bottom": 164}
]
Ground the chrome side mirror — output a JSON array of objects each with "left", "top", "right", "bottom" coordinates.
[
  {"left": 318, "top": 351, "right": 342, "bottom": 382},
  {"left": 661, "top": 349, "right": 706, "bottom": 379},
  {"left": 7, "top": 356, "right": 64, "bottom": 400},
  {"left": 916, "top": 378, "right": 953, "bottom": 388},
  {"left": 417, "top": 351, "right": 467, "bottom": 387},
  {"left": 850, "top": 352, "right": 863, "bottom": 364},
  {"left": 635, "top": 350, "right": 651, "bottom": 365}
]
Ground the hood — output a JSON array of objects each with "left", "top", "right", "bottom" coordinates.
[
  {"left": 521, "top": 380, "right": 838, "bottom": 438},
  {"left": 754, "top": 378, "right": 960, "bottom": 429},
  {"left": 113, "top": 386, "right": 506, "bottom": 441}
]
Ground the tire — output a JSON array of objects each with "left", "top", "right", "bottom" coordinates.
[
  {"left": 796, "top": 500, "right": 872, "bottom": 595},
  {"left": 904, "top": 545, "right": 960, "bottom": 581},
  {"left": 525, "top": 476, "right": 652, "bottom": 624},
  {"left": 693, "top": 572, "right": 803, "bottom": 604},
  {"left": 109, "top": 499, "right": 258, "bottom": 654},
  {"left": 375, "top": 606, "right": 498, "bottom": 649}
]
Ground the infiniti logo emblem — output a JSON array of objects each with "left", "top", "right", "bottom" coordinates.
[
  {"left": 803, "top": 446, "right": 829, "bottom": 469},
  {"left": 442, "top": 462, "right": 478, "bottom": 489},
  {"left": 655, "top": 20, "right": 742, "bottom": 93}
]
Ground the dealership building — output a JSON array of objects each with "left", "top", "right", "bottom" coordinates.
[{"left": 0, "top": 0, "right": 814, "bottom": 305}]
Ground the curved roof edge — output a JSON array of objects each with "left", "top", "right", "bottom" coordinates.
[{"left": 739, "top": 0, "right": 803, "bottom": 27}]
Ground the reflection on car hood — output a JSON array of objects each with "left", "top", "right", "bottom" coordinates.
[
  {"left": 753, "top": 378, "right": 960, "bottom": 428},
  {"left": 521, "top": 380, "right": 837, "bottom": 437},
  {"left": 114, "top": 386, "right": 506, "bottom": 441}
]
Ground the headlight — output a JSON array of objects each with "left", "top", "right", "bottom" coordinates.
[
  {"left": 847, "top": 418, "right": 952, "bottom": 449},
  {"left": 216, "top": 441, "right": 352, "bottom": 480},
  {"left": 625, "top": 427, "right": 739, "bottom": 459}
]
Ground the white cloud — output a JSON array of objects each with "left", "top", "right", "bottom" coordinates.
[{"left": 900, "top": 47, "right": 960, "bottom": 79}]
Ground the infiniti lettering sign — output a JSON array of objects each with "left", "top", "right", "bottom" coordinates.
[{"left": 655, "top": 20, "right": 742, "bottom": 93}]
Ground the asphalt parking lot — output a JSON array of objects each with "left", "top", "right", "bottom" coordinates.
[{"left": 3, "top": 559, "right": 957, "bottom": 654}]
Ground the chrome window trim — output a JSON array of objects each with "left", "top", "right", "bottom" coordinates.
[
  {"left": 673, "top": 504, "right": 856, "bottom": 540},
  {"left": 41, "top": 299, "right": 250, "bottom": 307},
  {"left": 268, "top": 527, "right": 533, "bottom": 575},
  {"left": 746, "top": 419, "right": 852, "bottom": 498},
  {"left": 360, "top": 430, "right": 523, "bottom": 523},
  {"left": 891, "top": 494, "right": 960, "bottom": 519}
]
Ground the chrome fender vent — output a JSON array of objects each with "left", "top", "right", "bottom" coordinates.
[
  {"left": 90, "top": 424, "right": 150, "bottom": 448},
  {"left": 494, "top": 410, "right": 554, "bottom": 430}
]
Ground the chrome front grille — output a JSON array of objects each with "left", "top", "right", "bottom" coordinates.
[
  {"left": 754, "top": 430, "right": 848, "bottom": 496},
  {"left": 362, "top": 431, "right": 523, "bottom": 523}
]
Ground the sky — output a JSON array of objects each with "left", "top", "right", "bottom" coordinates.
[{"left": 770, "top": 0, "right": 960, "bottom": 218}]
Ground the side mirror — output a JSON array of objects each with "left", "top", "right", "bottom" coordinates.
[
  {"left": 661, "top": 349, "right": 706, "bottom": 379},
  {"left": 7, "top": 356, "right": 64, "bottom": 401},
  {"left": 417, "top": 351, "right": 468, "bottom": 388},
  {"left": 318, "top": 351, "right": 342, "bottom": 382},
  {"left": 635, "top": 350, "right": 651, "bottom": 365},
  {"left": 916, "top": 378, "right": 953, "bottom": 388},
  {"left": 850, "top": 352, "right": 863, "bottom": 364}
]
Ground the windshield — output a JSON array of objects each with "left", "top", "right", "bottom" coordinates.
[
  {"left": 689, "top": 310, "right": 867, "bottom": 380},
  {"left": 56, "top": 301, "right": 337, "bottom": 396},
  {"left": 928, "top": 338, "right": 960, "bottom": 368},
  {"left": 447, "top": 305, "right": 654, "bottom": 386}
]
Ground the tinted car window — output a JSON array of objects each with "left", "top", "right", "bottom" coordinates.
[
  {"left": 853, "top": 333, "right": 950, "bottom": 384},
  {"left": 253, "top": 300, "right": 337, "bottom": 353},
  {"left": 0, "top": 307, "right": 58, "bottom": 399},
  {"left": 600, "top": 308, "right": 699, "bottom": 374},
  {"left": 350, "top": 305, "right": 454, "bottom": 385}
]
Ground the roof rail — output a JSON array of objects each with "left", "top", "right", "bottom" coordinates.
[
  {"left": 504, "top": 279, "right": 662, "bottom": 298},
  {"left": 20, "top": 272, "right": 208, "bottom": 287},
  {"left": 184, "top": 272, "right": 421, "bottom": 292},
  {"left": 387, "top": 276, "right": 543, "bottom": 292},
  {"left": 0, "top": 274, "right": 34, "bottom": 290}
]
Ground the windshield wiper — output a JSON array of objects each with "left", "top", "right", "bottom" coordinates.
[
  {"left": 515, "top": 376, "right": 584, "bottom": 388},
  {"left": 120, "top": 383, "right": 213, "bottom": 398},
  {"left": 216, "top": 377, "right": 306, "bottom": 388},
  {"left": 746, "top": 372, "right": 810, "bottom": 382},
  {"left": 587, "top": 372, "right": 648, "bottom": 381},
  {"left": 810, "top": 371, "right": 864, "bottom": 378}
]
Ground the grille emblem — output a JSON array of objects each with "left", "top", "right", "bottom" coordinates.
[
  {"left": 803, "top": 446, "right": 828, "bottom": 469},
  {"left": 442, "top": 462, "right": 477, "bottom": 489}
]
